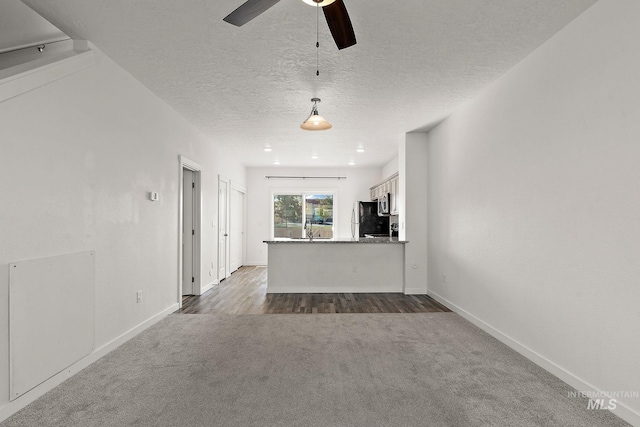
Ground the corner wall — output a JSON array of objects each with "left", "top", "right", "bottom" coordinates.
[
  {"left": 399, "top": 134, "right": 428, "bottom": 294},
  {"left": 0, "top": 46, "right": 245, "bottom": 417},
  {"left": 426, "top": 0, "right": 640, "bottom": 422}
]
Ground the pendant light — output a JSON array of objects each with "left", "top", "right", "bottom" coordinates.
[
  {"left": 301, "top": 0, "right": 336, "bottom": 6},
  {"left": 301, "top": 98, "right": 332, "bottom": 130},
  {"left": 300, "top": 3, "right": 332, "bottom": 131}
]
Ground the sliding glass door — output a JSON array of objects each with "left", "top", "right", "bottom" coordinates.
[{"left": 273, "top": 193, "right": 334, "bottom": 239}]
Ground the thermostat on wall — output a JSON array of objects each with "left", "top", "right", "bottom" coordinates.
[{"left": 149, "top": 192, "right": 159, "bottom": 201}]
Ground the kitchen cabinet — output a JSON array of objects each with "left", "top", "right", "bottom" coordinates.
[
  {"left": 370, "top": 172, "right": 399, "bottom": 215},
  {"left": 389, "top": 176, "right": 398, "bottom": 215}
]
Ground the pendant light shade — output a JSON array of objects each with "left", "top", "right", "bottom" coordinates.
[
  {"left": 301, "top": 98, "right": 332, "bottom": 131},
  {"left": 301, "top": 0, "right": 336, "bottom": 6},
  {"left": 301, "top": 113, "right": 332, "bottom": 130}
]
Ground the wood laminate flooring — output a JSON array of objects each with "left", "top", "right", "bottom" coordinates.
[{"left": 177, "top": 266, "right": 451, "bottom": 314}]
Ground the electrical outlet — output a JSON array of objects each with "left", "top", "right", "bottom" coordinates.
[{"left": 136, "top": 290, "right": 142, "bottom": 303}]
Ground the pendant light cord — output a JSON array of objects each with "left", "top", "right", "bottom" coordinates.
[{"left": 316, "top": 3, "right": 319, "bottom": 77}]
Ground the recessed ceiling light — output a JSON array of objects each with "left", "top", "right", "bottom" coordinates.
[
  {"left": 348, "top": 161, "right": 356, "bottom": 166},
  {"left": 356, "top": 147, "right": 365, "bottom": 153},
  {"left": 274, "top": 160, "right": 280, "bottom": 165},
  {"left": 264, "top": 146, "right": 272, "bottom": 152},
  {"left": 311, "top": 154, "right": 319, "bottom": 159}
]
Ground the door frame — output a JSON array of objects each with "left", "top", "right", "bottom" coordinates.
[
  {"left": 218, "top": 175, "right": 230, "bottom": 282},
  {"left": 179, "top": 156, "right": 202, "bottom": 306},
  {"left": 230, "top": 181, "right": 247, "bottom": 273}
]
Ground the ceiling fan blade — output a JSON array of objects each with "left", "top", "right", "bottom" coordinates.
[
  {"left": 322, "top": 0, "right": 356, "bottom": 50},
  {"left": 223, "top": 0, "right": 281, "bottom": 26}
]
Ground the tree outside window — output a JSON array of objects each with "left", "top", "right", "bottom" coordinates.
[{"left": 273, "top": 193, "right": 333, "bottom": 239}]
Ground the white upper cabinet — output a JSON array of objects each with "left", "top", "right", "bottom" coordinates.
[
  {"left": 370, "top": 172, "right": 399, "bottom": 215},
  {"left": 390, "top": 176, "right": 398, "bottom": 215}
]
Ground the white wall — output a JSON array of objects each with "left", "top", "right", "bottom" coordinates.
[
  {"left": 381, "top": 155, "right": 399, "bottom": 179},
  {"left": 400, "top": 134, "right": 428, "bottom": 294},
  {"left": 426, "top": 0, "right": 640, "bottom": 423},
  {"left": 245, "top": 167, "right": 382, "bottom": 265},
  {"left": 0, "top": 46, "right": 244, "bottom": 415}
]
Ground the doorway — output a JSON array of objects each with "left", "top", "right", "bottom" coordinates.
[
  {"left": 182, "top": 168, "right": 195, "bottom": 295},
  {"left": 180, "top": 156, "right": 202, "bottom": 300}
]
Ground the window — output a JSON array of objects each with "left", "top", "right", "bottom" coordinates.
[{"left": 273, "top": 193, "right": 334, "bottom": 239}]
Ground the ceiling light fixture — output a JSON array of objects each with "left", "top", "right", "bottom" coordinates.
[
  {"left": 264, "top": 146, "right": 272, "bottom": 152},
  {"left": 356, "top": 147, "right": 365, "bottom": 153},
  {"left": 274, "top": 160, "right": 281, "bottom": 165},
  {"left": 301, "top": 0, "right": 336, "bottom": 7},
  {"left": 348, "top": 160, "right": 356, "bottom": 166},
  {"left": 301, "top": 98, "right": 332, "bottom": 131}
]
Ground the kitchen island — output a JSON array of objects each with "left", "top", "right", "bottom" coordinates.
[{"left": 263, "top": 237, "right": 408, "bottom": 293}]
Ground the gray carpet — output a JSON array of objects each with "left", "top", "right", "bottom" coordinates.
[{"left": 1, "top": 313, "right": 629, "bottom": 426}]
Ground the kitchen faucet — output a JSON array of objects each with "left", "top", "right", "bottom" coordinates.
[{"left": 304, "top": 220, "right": 318, "bottom": 241}]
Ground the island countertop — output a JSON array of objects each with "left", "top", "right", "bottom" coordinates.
[
  {"left": 263, "top": 237, "right": 408, "bottom": 244},
  {"left": 265, "top": 237, "right": 406, "bottom": 293}
]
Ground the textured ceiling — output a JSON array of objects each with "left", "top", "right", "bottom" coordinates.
[{"left": 20, "top": 0, "right": 598, "bottom": 168}]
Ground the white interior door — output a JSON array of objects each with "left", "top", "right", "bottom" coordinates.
[
  {"left": 182, "top": 168, "right": 195, "bottom": 295},
  {"left": 230, "top": 187, "right": 244, "bottom": 273},
  {"left": 218, "top": 177, "right": 228, "bottom": 282}
]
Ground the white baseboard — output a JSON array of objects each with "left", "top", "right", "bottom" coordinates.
[
  {"left": 0, "top": 303, "right": 179, "bottom": 423},
  {"left": 245, "top": 261, "right": 267, "bottom": 267},
  {"left": 428, "top": 291, "right": 640, "bottom": 426},
  {"left": 267, "top": 286, "right": 402, "bottom": 294},
  {"left": 199, "top": 280, "right": 217, "bottom": 295},
  {"left": 403, "top": 287, "right": 427, "bottom": 295}
]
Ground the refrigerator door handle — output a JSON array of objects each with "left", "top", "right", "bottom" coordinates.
[{"left": 351, "top": 206, "right": 356, "bottom": 238}]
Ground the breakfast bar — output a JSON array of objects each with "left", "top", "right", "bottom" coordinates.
[{"left": 263, "top": 237, "right": 408, "bottom": 293}]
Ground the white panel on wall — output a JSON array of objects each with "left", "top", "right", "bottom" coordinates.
[{"left": 9, "top": 251, "right": 95, "bottom": 400}]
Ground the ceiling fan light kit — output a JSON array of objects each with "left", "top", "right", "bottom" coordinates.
[
  {"left": 301, "top": 98, "right": 332, "bottom": 131},
  {"left": 224, "top": 0, "right": 350, "bottom": 131}
]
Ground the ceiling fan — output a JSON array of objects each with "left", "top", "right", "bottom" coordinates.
[{"left": 223, "top": 0, "right": 356, "bottom": 50}]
